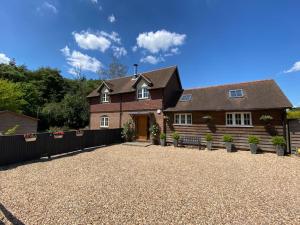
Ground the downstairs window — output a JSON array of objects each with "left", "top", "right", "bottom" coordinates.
[{"left": 226, "top": 112, "right": 252, "bottom": 127}]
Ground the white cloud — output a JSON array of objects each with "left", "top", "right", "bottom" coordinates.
[
  {"left": 112, "top": 46, "right": 127, "bottom": 58},
  {"left": 0, "top": 53, "right": 10, "bottom": 64},
  {"left": 108, "top": 14, "right": 116, "bottom": 23},
  {"left": 37, "top": 2, "right": 58, "bottom": 14},
  {"left": 61, "top": 46, "right": 102, "bottom": 74},
  {"left": 100, "top": 31, "right": 121, "bottom": 44},
  {"left": 91, "top": 0, "right": 98, "bottom": 3},
  {"left": 136, "top": 30, "right": 186, "bottom": 54},
  {"left": 73, "top": 31, "right": 111, "bottom": 52},
  {"left": 132, "top": 46, "right": 138, "bottom": 52},
  {"left": 284, "top": 61, "right": 300, "bottom": 73},
  {"left": 140, "top": 55, "right": 164, "bottom": 65}
]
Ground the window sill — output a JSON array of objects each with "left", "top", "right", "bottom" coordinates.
[
  {"left": 225, "top": 125, "right": 254, "bottom": 128},
  {"left": 173, "top": 123, "right": 193, "bottom": 126}
]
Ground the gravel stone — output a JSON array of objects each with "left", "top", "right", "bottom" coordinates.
[{"left": 0, "top": 145, "right": 299, "bottom": 225}]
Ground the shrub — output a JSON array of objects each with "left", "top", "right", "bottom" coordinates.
[
  {"left": 160, "top": 132, "right": 166, "bottom": 140},
  {"left": 223, "top": 134, "right": 233, "bottom": 143},
  {"left": 122, "top": 120, "right": 135, "bottom": 141},
  {"left": 172, "top": 132, "right": 180, "bottom": 140},
  {"left": 205, "top": 133, "right": 213, "bottom": 141},
  {"left": 149, "top": 123, "right": 160, "bottom": 138},
  {"left": 4, "top": 125, "right": 19, "bottom": 135},
  {"left": 248, "top": 135, "right": 260, "bottom": 144},
  {"left": 287, "top": 110, "right": 300, "bottom": 119},
  {"left": 272, "top": 136, "right": 286, "bottom": 147},
  {"left": 202, "top": 115, "right": 212, "bottom": 122}
]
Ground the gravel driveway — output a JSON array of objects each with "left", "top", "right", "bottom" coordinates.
[{"left": 1, "top": 145, "right": 299, "bottom": 225}]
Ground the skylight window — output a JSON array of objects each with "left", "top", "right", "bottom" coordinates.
[
  {"left": 180, "top": 94, "right": 192, "bottom": 102},
  {"left": 229, "top": 89, "right": 244, "bottom": 98}
]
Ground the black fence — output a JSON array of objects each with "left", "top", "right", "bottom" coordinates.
[{"left": 0, "top": 129, "right": 123, "bottom": 166}]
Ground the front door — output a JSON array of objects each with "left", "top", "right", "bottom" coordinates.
[{"left": 136, "top": 116, "right": 148, "bottom": 141}]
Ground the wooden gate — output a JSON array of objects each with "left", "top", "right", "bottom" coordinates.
[{"left": 288, "top": 119, "right": 300, "bottom": 153}]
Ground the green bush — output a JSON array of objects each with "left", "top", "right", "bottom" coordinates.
[
  {"left": 287, "top": 110, "right": 300, "bottom": 119},
  {"left": 160, "top": 132, "right": 166, "bottom": 140},
  {"left": 248, "top": 135, "right": 260, "bottom": 144},
  {"left": 223, "top": 134, "right": 233, "bottom": 143},
  {"left": 172, "top": 132, "right": 180, "bottom": 140},
  {"left": 272, "top": 136, "right": 286, "bottom": 146},
  {"left": 205, "top": 133, "right": 213, "bottom": 141},
  {"left": 122, "top": 120, "right": 135, "bottom": 141},
  {"left": 149, "top": 123, "right": 160, "bottom": 138}
]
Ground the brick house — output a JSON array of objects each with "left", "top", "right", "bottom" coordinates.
[
  {"left": 0, "top": 111, "right": 38, "bottom": 135},
  {"left": 87, "top": 66, "right": 292, "bottom": 151}
]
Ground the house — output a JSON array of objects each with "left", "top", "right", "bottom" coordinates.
[
  {"left": 0, "top": 111, "right": 38, "bottom": 135},
  {"left": 87, "top": 66, "right": 292, "bottom": 151}
]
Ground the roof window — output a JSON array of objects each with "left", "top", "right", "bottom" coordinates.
[
  {"left": 180, "top": 94, "right": 192, "bottom": 102},
  {"left": 229, "top": 89, "right": 244, "bottom": 98}
]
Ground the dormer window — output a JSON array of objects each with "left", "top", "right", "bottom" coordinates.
[
  {"left": 137, "top": 87, "right": 149, "bottom": 99},
  {"left": 229, "top": 89, "right": 244, "bottom": 98},
  {"left": 101, "top": 93, "right": 109, "bottom": 103},
  {"left": 100, "top": 87, "right": 110, "bottom": 103}
]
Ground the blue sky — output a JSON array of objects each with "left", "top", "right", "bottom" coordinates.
[{"left": 0, "top": 0, "right": 299, "bottom": 106}]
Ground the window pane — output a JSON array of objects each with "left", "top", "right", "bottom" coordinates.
[
  {"left": 180, "top": 114, "right": 186, "bottom": 124},
  {"left": 187, "top": 114, "right": 192, "bottom": 124},
  {"left": 235, "top": 114, "right": 241, "bottom": 125},
  {"left": 244, "top": 113, "right": 251, "bottom": 125},
  {"left": 143, "top": 88, "right": 149, "bottom": 98},
  {"left": 226, "top": 114, "right": 233, "bottom": 125},
  {"left": 137, "top": 89, "right": 143, "bottom": 98},
  {"left": 175, "top": 115, "right": 179, "bottom": 124}
]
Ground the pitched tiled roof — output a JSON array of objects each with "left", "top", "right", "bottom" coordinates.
[
  {"left": 165, "top": 80, "right": 292, "bottom": 111},
  {"left": 87, "top": 66, "right": 178, "bottom": 97},
  {"left": 0, "top": 111, "right": 38, "bottom": 121}
]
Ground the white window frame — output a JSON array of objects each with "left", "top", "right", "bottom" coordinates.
[
  {"left": 229, "top": 89, "right": 244, "bottom": 98},
  {"left": 137, "top": 87, "right": 149, "bottom": 99},
  {"left": 174, "top": 113, "right": 192, "bottom": 125},
  {"left": 101, "top": 93, "right": 109, "bottom": 103},
  {"left": 100, "top": 116, "right": 109, "bottom": 128},
  {"left": 225, "top": 112, "right": 252, "bottom": 127}
]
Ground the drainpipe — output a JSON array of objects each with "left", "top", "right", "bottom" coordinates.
[{"left": 119, "top": 94, "right": 122, "bottom": 128}]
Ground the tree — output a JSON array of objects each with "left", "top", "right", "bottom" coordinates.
[
  {"left": 98, "top": 56, "right": 128, "bottom": 80},
  {"left": 0, "top": 79, "right": 27, "bottom": 112}
]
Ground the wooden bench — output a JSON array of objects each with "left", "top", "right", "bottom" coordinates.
[{"left": 179, "top": 136, "right": 201, "bottom": 149}]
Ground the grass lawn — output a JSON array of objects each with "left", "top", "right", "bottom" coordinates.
[{"left": 0, "top": 145, "right": 299, "bottom": 225}]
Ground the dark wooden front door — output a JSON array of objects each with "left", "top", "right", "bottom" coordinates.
[{"left": 136, "top": 116, "right": 148, "bottom": 141}]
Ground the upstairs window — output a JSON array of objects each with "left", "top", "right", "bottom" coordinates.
[
  {"left": 229, "top": 89, "right": 244, "bottom": 98},
  {"left": 101, "top": 93, "right": 109, "bottom": 103},
  {"left": 174, "top": 113, "right": 192, "bottom": 125},
  {"left": 137, "top": 87, "right": 149, "bottom": 99},
  {"left": 226, "top": 112, "right": 252, "bottom": 127},
  {"left": 100, "top": 116, "right": 109, "bottom": 128},
  {"left": 180, "top": 94, "right": 192, "bottom": 102}
]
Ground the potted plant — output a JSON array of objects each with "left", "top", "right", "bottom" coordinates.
[
  {"left": 76, "top": 130, "right": 84, "bottom": 137},
  {"left": 53, "top": 131, "right": 64, "bottom": 139},
  {"left": 121, "top": 120, "right": 135, "bottom": 142},
  {"left": 202, "top": 115, "right": 212, "bottom": 123},
  {"left": 24, "top": 133, "right": 37, "bottom": 142},
  {"left": 248, "top": 135, "right": 260, "bottom": 154},
  {"left": 149, "top": 123, "right": 160, "bottom": 145},
  {"left": 160, "top": 133, "right": 166, "bottom": 146},
  {"left": 172, "top": 132, "right": 180, "bottom": 147},
  {"left": 272, "top": 136, "right": 286, "bottom": 156},
  {"left": 223, "top": 134, "right": 234, "bottom": 152},
  {"left": 205, "top": 133, "right": 213, "bottom": 150}
]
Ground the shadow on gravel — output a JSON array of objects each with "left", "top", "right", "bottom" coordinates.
[
  {"left": 0, "top": 203, "right": 25, "bottom": 225},
  {"left": 0, "top": 145, "right": 106, "bottom": 171}
]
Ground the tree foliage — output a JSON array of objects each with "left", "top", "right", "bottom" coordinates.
[{"left": 0, "top": 79, "right": 27, "bottom": 112}]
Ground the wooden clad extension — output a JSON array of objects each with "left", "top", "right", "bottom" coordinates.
[
  {"left": 289, "top": 119, "right": 300, "bottom": 151},
  {"left": 166, "top": 110, "right": 286, "bottom": 152}
]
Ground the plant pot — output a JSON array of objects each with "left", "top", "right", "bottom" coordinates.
[
  {"left": 160, "top": 139, "right": 166, "bottom": 146},
  {"left": 25, "top": 137, "right": 37, "bottom": 142},
  {"left": 173, "top": 139, "right": 178, "bottom": 147},
  {"left": 249, "top": 143, "right": 258, "bottom": 154},
  {"left": 275, "top": 145, "right": 285, "bottom": 156},
  {"left": 152, "top": 138, "right": 159, "bottom": 145},
  {"left": 225, "top": 142, "right": 233, "bottom": 152},
  {"left": 206, "top": 141, "right": 212, "bottom": 150}
]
